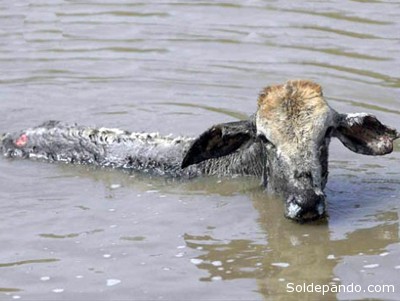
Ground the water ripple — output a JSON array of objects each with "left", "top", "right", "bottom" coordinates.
[
  {"left": 0, "top": 258, "right": 60, "bottom": 268},
  {"left": 301, "top": 61, "right": 400, "bottom": 87},
  {"left": 283, "top": 9, "right": 393, "bottom": 25}
]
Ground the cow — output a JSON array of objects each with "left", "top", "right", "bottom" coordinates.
[{"left": 1, "top": 80, "right": 398, "bottom": 222}]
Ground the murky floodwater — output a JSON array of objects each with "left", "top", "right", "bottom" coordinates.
[{"left": 1, "top": 1, "right": 400, "bottom": 300}]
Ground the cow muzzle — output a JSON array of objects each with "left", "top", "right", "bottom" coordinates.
[{"left": 284, "top": 191, "right": 327, "bottom": 222}]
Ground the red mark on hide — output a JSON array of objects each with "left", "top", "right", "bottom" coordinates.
[{"left": 15, "top": 134, "right": 28, "bottom": 147}]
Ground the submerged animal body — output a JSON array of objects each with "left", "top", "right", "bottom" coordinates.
[
  {"left": 0, "top": 120, "right": 264, "bottom": 178},
  {"left": 1, "top": 80, "right": 399, "bottom": 222}
]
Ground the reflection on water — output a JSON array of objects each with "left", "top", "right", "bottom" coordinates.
[
  {"left": 1, "top": 152, "right": 400, "bottom": 299},
  {"left": 27, "top": 164, "right": 400, "bottom": 300},
  {"left": 184, "top": 190, "right": 399, "bottom": 300},
  {"left": 1, "top": 0, "right": 400, "bottom": 300}
]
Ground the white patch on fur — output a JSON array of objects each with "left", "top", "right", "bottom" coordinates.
[
  {"left": 368, "top": 136, "right": 390, "bottom": 151},
  {"left": 287, "top": 202, "right": 302, "bottom": 219},
  {"left": 345, "top": 113, "right": 369, "bottom": 126},
  {"left": 26, "top": 127, "right": 47, "bottom": 136}
]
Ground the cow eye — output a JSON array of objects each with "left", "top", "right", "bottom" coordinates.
[
  {"left": 257, "top": 133, "right": 273, "bottom": 145},
  {"left": 257, "top": 134, "right": 276, "bottom": 150},
  {"left": 258, "top": 133, "right": 269, "bottom": 143},
  {"left": 325, "top": 126, "right": 334, "bottom": 138}
]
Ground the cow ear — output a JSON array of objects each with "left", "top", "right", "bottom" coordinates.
[
  {"left": 181, "top": 119, "right": 256, "bottom": 168},
  {"left": 333, "top": 113, "right": 399, "bottom": 155}
]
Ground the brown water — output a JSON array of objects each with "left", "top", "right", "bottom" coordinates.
[{"left": 1, "top": 1, "right": 400, "bottom": 300}]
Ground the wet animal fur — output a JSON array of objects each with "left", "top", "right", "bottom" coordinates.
[{"left": 0, "top": 120, "right": 263, "bottom": 178}]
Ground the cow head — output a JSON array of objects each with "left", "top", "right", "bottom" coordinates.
[{"left": 182, "top": 80, "right": 399, "bottom": 222}]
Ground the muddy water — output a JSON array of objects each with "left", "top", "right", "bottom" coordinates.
[{"left": 1, "top": 1, "right": 400, "bottom": 300}]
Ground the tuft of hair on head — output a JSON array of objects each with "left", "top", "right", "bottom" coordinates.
[
  {"left": 285, "top": 79, "right": 323, "bottom": 99},
  {"left": 257, "top": 79, "right": 323, "bottom": 108},
  {"left": 257, "top": 84, "right": 284, "bottom": 108}
]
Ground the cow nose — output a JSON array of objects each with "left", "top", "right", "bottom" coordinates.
[{"left": 284, "top": 193, "right": 326, "bottom": 222}]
